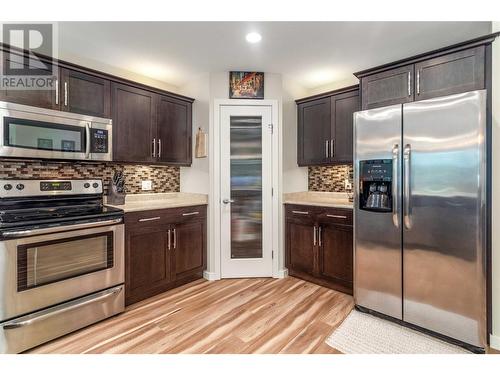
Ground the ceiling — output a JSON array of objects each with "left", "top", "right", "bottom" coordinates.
[{"left": 58, "top": 22, "right": 491, "bottom": 89}]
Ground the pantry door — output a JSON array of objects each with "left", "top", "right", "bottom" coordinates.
[{"left": 220, "top": 105, "right": 273, "bottom": 278}]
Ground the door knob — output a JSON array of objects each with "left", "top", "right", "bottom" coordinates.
[{"left": 222, "top": 199, "right": 235, "bottom": 204}]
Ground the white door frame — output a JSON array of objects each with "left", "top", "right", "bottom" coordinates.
[{"left": 205, "top": 99, "right": 283, "bottom": 280}]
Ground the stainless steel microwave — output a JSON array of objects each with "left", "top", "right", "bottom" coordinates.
[{"left": 0, "top": 101, "right": 112, "bottom": 161}]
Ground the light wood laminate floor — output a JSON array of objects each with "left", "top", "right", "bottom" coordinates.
[{"left": 29, "top": 277, "right": 354, "bottom": 354}]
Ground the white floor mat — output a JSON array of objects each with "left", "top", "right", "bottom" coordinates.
[{"left": 325, "top": 310, "right": 472, "bottom": 354}]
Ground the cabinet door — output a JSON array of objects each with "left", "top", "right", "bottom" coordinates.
[
  {"left": 172, "top": 219, "right": 206, "bottom": 280},
  {"left": 361, "top": 65, "right": 414, "bottom": 110},
  {"left": 286, "top": 221, "right": 316, "bottom": 275},
  {"left": 319, "top": 223, "right": 353, "bottom": 285},
  {"left": 415, "top": 46, "right": 485, "bottom": 101},
  {"left": 125, "top": 225, "right": 171, "bottom": 305},
  {"left": 157, "top": 95, "right": 192, "bottom": 165},
  {"left": 0, "top": 51, "right": 58, "bottom": 109},
  {"left": 331, "top": 89, "right": 359, "bottom": 163},
  {"left": 60, "top": 68, "right": 111, "bottom": 117},
  {"left": 297, "top": 97, "right": 331, "bottom": 166},
  {"left": 112, "top": 83, "right": 156, "bottom": 162}
]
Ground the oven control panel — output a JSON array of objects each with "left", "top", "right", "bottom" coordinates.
[
  {"left": 40, "top": 181, "right": 72, "bottom": 191},
  {"left": 0, "top": 179, "right": 102, "bottom": 198}
]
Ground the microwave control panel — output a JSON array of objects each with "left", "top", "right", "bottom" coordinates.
[{"left": 90, "top": 128, "right": 109, "bottom": 153}]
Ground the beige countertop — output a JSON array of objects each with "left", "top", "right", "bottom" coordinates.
[
  {"left": 283, "top": 191, "right": 353, "bottom": 209},
  {"left": 105, "top": 192, "right": 208, "bottom": 212}
]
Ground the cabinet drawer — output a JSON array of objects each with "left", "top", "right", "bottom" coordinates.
[
  {"left": 125, "top": 209, "right": 169, "bottom": 226},
  {"left": 318, "top": 208, "right": 353, "bottom": 225},
  {"left": 125, "top": 205, "right": 207, "bottom": 227},
  {"left": 285, "top": 205, "right": 317, "bottom": 223}
]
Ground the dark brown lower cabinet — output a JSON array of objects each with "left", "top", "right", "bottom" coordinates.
[
  {"left": 125, "top": 205, "right": 207, "bottom": 305},
  {"left": 285, "top": 204, "right": 353, "bottom": 295}
]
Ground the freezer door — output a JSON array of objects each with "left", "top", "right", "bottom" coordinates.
[
  {"left": 402, "top": 90, "right": 487, "bottom": 348},
  {"left": 354, "top": 105, "right": 403, "bottom": 319}
]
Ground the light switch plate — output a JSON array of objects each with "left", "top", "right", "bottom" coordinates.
[{"left": 141, "top": 180, "right": 152, "bottom": 191}]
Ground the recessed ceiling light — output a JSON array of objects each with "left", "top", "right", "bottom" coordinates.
[{"left": 246, "top": 32, "right": 262, "bottom": 44}]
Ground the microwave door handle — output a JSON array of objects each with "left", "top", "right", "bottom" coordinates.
[
  {"left": 85, "top": 122, "right": 91, "bottom": 159},
  {"left": 2, "top": 285, "right": 123, "bottom": 330},
  {"left": 403, "top": 144, "right": 412, "bottom": 230},
  {"left": 392, "top": 144, "right": 399, "bottom": 228}
]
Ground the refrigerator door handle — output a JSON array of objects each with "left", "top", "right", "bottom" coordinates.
[
  {"left": 392, "top": 144, "right": 399, "bottom": 228},
  {"left": 403, "top": 144, "right": 412, "bottom": 229}
]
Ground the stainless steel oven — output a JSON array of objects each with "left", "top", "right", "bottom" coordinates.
[
  {"left": 0, "top": 219, "right": 124, "bottom": 353},
  {"left": 0, "top": 101, "right": 112, "bottom": 161}
]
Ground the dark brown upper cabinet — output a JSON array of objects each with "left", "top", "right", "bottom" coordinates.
[
  {"left": 331, "top": 89, "right": 359, "bottom": 163},
  {"left": 297, "top": 97, "right": 331, "bottom": 166},
  {"left": 157, "top": 95, "right": 192, "bottom": 166},
  {"left": 112, "top": 82, "right": 157, "bottom": 163},
  {"left": 414, "top": 46, "right": 485, "bottom": 101},
  {"left": 60, "top": 68, "right": 111, "bottom": 117},
  {"left": 0, "top": 43, "right": 195, "bottom": 166},
  {"left": 360, "top": 65, "right": 413, "bottom": 110},
  {"left": 0, "top": 50, "right": 58, "bottom": 109},
  {"left": 296, "top": 85, "right": 359, "bottom": 166},
  {"left": 355, "top": 34, "right": 496, "bottom": 110}
]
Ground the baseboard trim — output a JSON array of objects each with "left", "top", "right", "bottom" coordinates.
[
  {"left": 490, "top": 334, "right": 500, "bottom": 350},
  {"left": 203, "top": 271, "right": 220, "bottom": 281},
  {"left": 274, "top": 268, "right": 288, "bottom": 279}
]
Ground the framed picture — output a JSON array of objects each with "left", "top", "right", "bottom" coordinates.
[{"left": 229, "top": 71, "right": 264, "bottom": 99}]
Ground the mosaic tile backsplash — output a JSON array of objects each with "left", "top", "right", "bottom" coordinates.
[
  {"left": 308, "top": 164, "right": 354, "bottom": 192},
  {"left": 0, "top": 160, "right": 180, "bottom": 194}
]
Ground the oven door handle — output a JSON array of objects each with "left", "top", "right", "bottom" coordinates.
[
  {"left": 1, "top": 218, "right": 123, "bottom": 238},
  {"left": 2, "top": 285, "right": 123, "bottom": 330}
]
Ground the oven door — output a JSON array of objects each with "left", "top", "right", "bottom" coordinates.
[{"left": 0, "top": 221, "right": 124, "bottom": 322}]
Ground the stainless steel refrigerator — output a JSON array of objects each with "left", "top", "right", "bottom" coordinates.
[{"left": 353, "top": 90, "right": 487, "bottom": 350}]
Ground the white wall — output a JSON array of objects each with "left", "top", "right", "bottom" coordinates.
[
  {"left": 59, "top": 51, "right": 179, "bottom": 93},
  {"left": 179, "top": 73, "right": 210, "bottom": 194},
  {"left": 490, "top": 21, "right": 500, "bottom": 350},
  {"left": 307, "top": 76, "right": 359, "bottom": 96},
  {"left": 282, "top": 75, "right": 309, "bottom": 193}
]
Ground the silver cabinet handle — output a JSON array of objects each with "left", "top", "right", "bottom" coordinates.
[
  {"left": 407, "top": 71, "right": 411, "bottom": 97},
  {"left": 325, "top": 140, "right": 329, "bottom": 158},
  {"left": 1, "top": 218, "right": 122, "bottom": 238},
  {"left": 326, "top": 214, "right": 347, "bottom": 219},
  {"left": 313, "top": 226, "right": 317, "bottom": 246},
  {"left": 2, "top": 285, "right": 123, "bottom": 330},
  {"left": 138, "top": 216, "right": 161, "bottom": 222},
  {"left": 85, "top": 122, "right": 91, "bottom": 159},
  {"left": 318, "top": 226, "right": 322, "bottom": 247},
  {"left": 392, "top": 144, "right": 399, "bottom": 228},
  {"left": 222, "top": 199, "right": 235, "bottom": 204},
  {"left": 173, "top": 228, "right": 176, "bottom": 249},
  {"left": 403, "top": 144, "right": 412, "bottom": 230},
  {"left": 416, "top": 69, "right": 420, "bottom": 95},
  {"left": 292, "top": 210, "right": 309, "bottom": 215},
  {"left": 330, "top": 139, "right": 334, "bottom": 158},
  {"left": 167, "top": 229, "right": 171, "bottom": 250},
  {"left": 182, "top": 211, "right": 199, "bottom": 216},
  {"left": 158, "top": 139, "right": 162, "bottom": 159},
  {"left": 152, "top": 138, "right": 156, "bottom": 158},
  {"left": 55, "top": 79, "right": 59, "bottom": 105},
  {"left": 64, "top": 81, "right": 68, "bottom": 106}
]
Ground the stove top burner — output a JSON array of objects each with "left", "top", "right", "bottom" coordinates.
[{"left": 0, "top": 179, "right": 123, "bottom": 230}]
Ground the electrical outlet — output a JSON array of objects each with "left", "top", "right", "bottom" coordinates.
[
  {"left": 141, "top": 180, "right": 152, "bottom": 191},
  {"left": 344, "top": 179, "right": 352, "bottom": 191}
]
